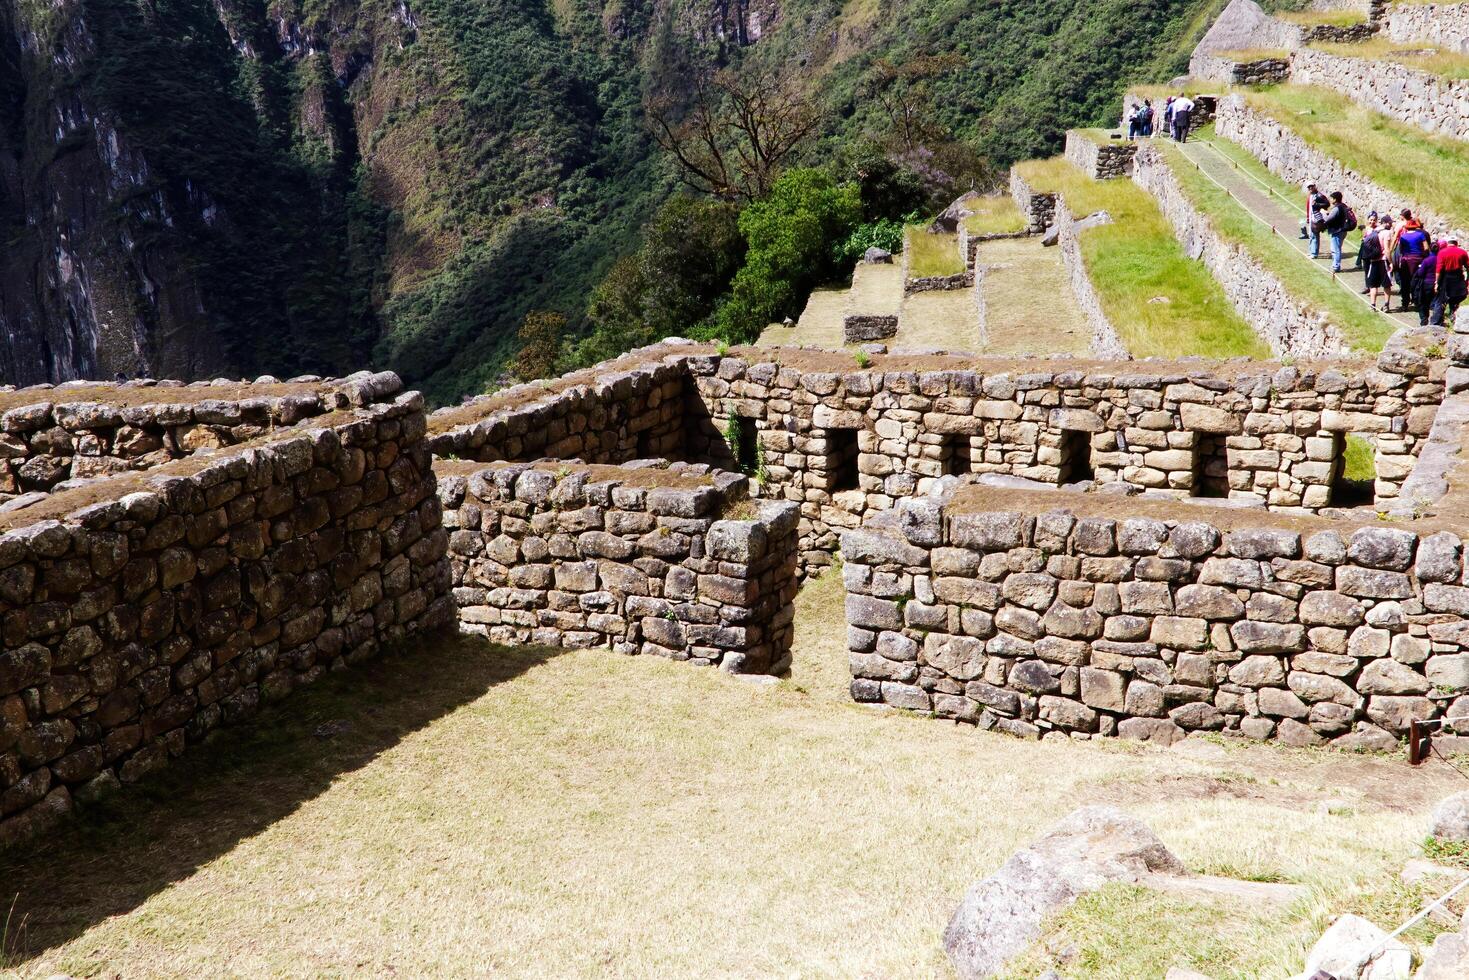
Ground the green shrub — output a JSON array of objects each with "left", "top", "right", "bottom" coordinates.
[{"left": 834, "top": 218, "right": 907, "bottom": 265}]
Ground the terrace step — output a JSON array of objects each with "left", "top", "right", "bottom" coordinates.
[{"left": 1291, "top": 42, "right": 1469, "bottom": 141}]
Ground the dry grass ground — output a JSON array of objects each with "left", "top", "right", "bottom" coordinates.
[
  {"left": 897, "top": 288, "right": 982, "bottom": 350},
  {"left": 756, "top": 285, "right": 848, "bottom": 348},
  {"left": 1313, "top": 38, "right": 1469, "bottom": 79},
  {"left": 2, "top": 571, "right": 1466, "bottom": 978},
  {"left": 974, "top": 236, "right": 1091, "bottom": 356},
  {"left": 906, "top": 227, "right": 966, "bottom": 278},
  {"left": 962, "top": 195, "right": 1027, "bottom": 237}
]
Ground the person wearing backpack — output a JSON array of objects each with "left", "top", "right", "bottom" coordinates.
[
  {"left": 1139, "top": 99, "right": 1154, "bottom": 137},
  {"left": 1302, "top": 183, "right": 1329, "bottom": 257},
  {"left": 1359, "top": 215, "right": 1391, "bottom": 310},
  {"left": 1412, "top": 240, "right": 1439, "bottom": 327},
  {"left": 1392, "top": 210, "right": 1430, "bottom": 311},
  {"left": 1435, "top": 238, "right": 1468, "bottom": 326},
  {"left": 1321, "top": 192, "right": 1353, "bottom": 273}
]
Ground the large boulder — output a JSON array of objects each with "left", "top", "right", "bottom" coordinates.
[
  {"left": 1430, "top": 791, "right": 1469, "bottom": 841},
  {"left": 1303, "top": 914, "right": 1412, "bottom": 980},
  {"left": 942, "top": 806, "right": 1185, "bottom": 979},
  {"left": 930, "top": 191, "right": 983, "bottom": 233}
]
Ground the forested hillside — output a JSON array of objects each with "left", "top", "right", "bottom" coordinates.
[{"left": 0, "top": 0, "right": 1224, "bottom": 402}]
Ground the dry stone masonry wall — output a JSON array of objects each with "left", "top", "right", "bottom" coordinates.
[
  {"left": 440, "top": 461, "right": 798, "bottom": 674},
  {"left": 1191, "top": 53, "right": 1293, "bottom": 85},
  {"left": 843, "top": 488, "right": 1469, "bottom": 749},
  {"left": 1052, "top": 197, "right": 1131, "bottom": 360},
  {"left": 1009, "top": 169, "right": 1057, "bottom": 233},
  {"left": 1384, "top": 1, "right": 1469, "bottom": 53},
  {"left": 0, "top": 393, "right": 452, "bottom": 846},
  {"left": 1063, "top": 131, "right": 1137, "bottom": 181},
  {"left": 1131, "top": 141, "right": 1353, "bottom": 360},
  {"left": 0, "top": 372, "right": 403, "bottom": 504},
  {"left": 1291, "top": 46, "right": 1469, "bottom": 142}
]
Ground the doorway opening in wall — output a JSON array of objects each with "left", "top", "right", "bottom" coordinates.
[
  {"left": 1058, "top": 430, "right": 1093, "bottom": 483},
  {"left": 943, "top": 434, "right": 974, "bottom": 476},
  {"left": 826, "top": 428, "right": 861, "bottom": 491},
  {"left": 1192, "top": 434, "right": 1230, "bottom": 498},
  {"left": 636, "top": 427, "right": 655, "bottom": 460},
  {"left": 724, "top": 415, "right": 759, "bottom": 476},
  {"left": 1332, "top": 433, "right": 1376, "bottom": 507}
]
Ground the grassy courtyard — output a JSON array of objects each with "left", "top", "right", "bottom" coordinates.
[{"left": 1, "top": 571, "right": 1463, "bottom": 978}]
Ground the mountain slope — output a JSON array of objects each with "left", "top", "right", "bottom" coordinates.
[{"left": 0, "top": 0, "right": 1223, "bottom": 400}]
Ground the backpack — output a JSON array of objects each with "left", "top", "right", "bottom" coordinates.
[
  {"left": 1341, "top": 205, "right": 1358, "bottom": 233},
  {"left": 1359, "top": 231, "right": 1382, "bottom": 263}
]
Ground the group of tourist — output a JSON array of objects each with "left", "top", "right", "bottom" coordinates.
[
  {"left": 1304, "top": 185, "right": 1468, "bottom": 324},
  {"left": 1125, "top": 96, "right": 1194, "bottom": 143}
]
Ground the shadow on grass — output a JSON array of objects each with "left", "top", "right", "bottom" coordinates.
[{"left": 0, "top": 632, "right": 557, "bottom": 966}]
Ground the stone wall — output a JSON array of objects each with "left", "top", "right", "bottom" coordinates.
[
  {"left": 1190, "top": 53, "right": 1293, "bottom": 85},
  {"left": 439, "top": 460, "right": 798, "bottom": 674},
  {"left": 1063, "top": 131, "right": 1137, "bottom": 180},
  {"left": 959, "top": 227, "right": 1029, "bottom": 269},
  {"left": 426, "top": 352, "right": 690, "bottom": 465},
  {"left": 0, "top": 394, "right": 453, "bottom": 846},
  {"left": 844, "top": 314, "right": 900, "bottom": 344},
  {"left": 1213, "top": 94, "right": 1454, "bottom": 236},
  {"left": 842, "top": 487, "right": 1469, "bottom": 749},
  {"left": 0, "top": 372, "right": 402, "bottom": 503},
  {"left": 681, "top": 347, "right": 1442, "bottom": 578},
  {"left": 1009, "top": 169, "right": 1056, "bottom": 233},
  {"left": 1052, "top": 196, "right": 1131, "bottom": 360},
  {"left": 1131, "top": 141, "right": 1353, "bottom": 361},
  {"left": 1384, "top": 2, "right": 1469, "bottom": 53},
  {"left": 1291, "top": 46, "right": 1469, "bottom": 142}
]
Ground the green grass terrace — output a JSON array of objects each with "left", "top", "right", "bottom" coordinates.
[
  {"left": 1239, "top": 83, "right": 1469, "bottom": 232},
  {"left": 1011, "top": 157, "right": 1268, "bottom": 359},
  {"left": 1158, "top": 133, "right": 1395, "bottom": 352},
  {"left": 961, "top": 194, "right": 1028, "bottom": 237},
  {"left": 905, "top": 226, "right": 965, "bottom": 278}
]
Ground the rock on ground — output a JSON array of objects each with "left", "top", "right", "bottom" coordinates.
[
  {"left": 942, "top": 806, "right": 1185, "bottom": 979},
  {"left": 1430, "top": 791, "right": 1469, "bottom": 842},
  {"left": 1416, "top": 928, "right": 1469, "bottom": 980},
  {"left": 1302, "top": 914, "right": 1412, "bottom": 980}
]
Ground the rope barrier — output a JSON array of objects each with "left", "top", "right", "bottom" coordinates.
[
  {"left": 1172, "top": 138, "right": 1408, "bottom": 323},
  {"left": 1363, "top": 871, "right": 1469, "bottom": 965}
]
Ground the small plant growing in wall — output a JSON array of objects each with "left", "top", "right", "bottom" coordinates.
[
  {"left": 853, "top": 350, "right": 871, "bottom": 369},
  {"left": 716, "top": 338, "right": 730, "bottom": 356}
]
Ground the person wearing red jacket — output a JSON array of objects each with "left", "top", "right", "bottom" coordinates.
[{"left": 1434, "top": 238, "right": 1468, "bottom": 326}]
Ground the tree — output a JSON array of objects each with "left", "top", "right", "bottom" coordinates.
[
  {"left": 648, "top": 65, "right": 824, "bottom": 202},
  {"left": 712, "top": 168, "right": 862, "bottom": 342},
  {"left": 513, "top": 310, "right": 566, "bottom": 381},
  {"left": 868, "top": 54, "right": 964, "bottom": 154}
]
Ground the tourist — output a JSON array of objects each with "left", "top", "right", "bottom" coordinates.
[
  {"left": 1140, "top": 99, "right": 1154, "bottom": 137},
  {"left": 1360, "top": 215, "right": 1391, "bottom": 310},
  {"left": 1162, "top": 96, "right": 1175, "bottom": 139},
  {"left": 1128, "top": 102, "right": 1145, "bottom": 139},
  {"left": 1392, "top": 209, "right": 1430, "bottom": 311},
  {"left": 1435, "top": 237, "right": 1468, "bottom": 326},
  {"left": 1302, "top": 183, "right": 1328, "bottom": 258},
  {"left": 1377, "top": 216, "right": 1397, "bottom": 308},
  {"left": 1412, "top": 240, "right": 1439, "bottom": 327},
  {"left": 1321, "top": 191, "right": 1351, "bottom": 273},
  {"left": 1171, "top": 94, "right": 1195, "bottom": 142}
]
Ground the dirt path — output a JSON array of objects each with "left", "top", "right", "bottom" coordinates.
[
  {"left": 972, "top": 235, "right": 1090, "bottom": 355},
  {"left": 1176, "top": 137, "right": 1417, "bottom": 330}
]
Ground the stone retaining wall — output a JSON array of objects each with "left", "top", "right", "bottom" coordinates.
[
  {"left": 0, "top": 395, "right": 453, "bottom": 846},
  {"left": 1009, "top": 169, "right": 1056, "bottom": 233},
  {"left": 0, "top": 372, "right": 402, "bottom": 503},
  {"left": 1384, "top": 1, "right": 1469, "bottom": 53},
  {"left": 1063, "top": 131, "right": 1137, "bottom": 180},
  {"left": 1291, "top": 45, "right": 1469, "bottom": 141},
  {"left": 440, "top": 461, "right": 798, "bottom": 674},
  {"left": 843, "top": 314, "right": 899, "bottom": 343},
  {"left": 1190, "top": 53, "right": 1293, "bottom": 85},
  {"left": 1052, "top": 196, "right": 1131, "bottom": 360},
  {"left": 959, "top": 228, "right": 1029, "bottom": 269},
  {"left": 842, "top": 488, "right": 1469, "bottom": 748},
  {"left": 1213, "top": 94, "right": 1452, "bottom": 236},
  {"left": 1131, "top": 140, "right": 1353, "bottom": 360}
]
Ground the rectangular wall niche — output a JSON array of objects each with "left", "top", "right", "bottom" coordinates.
[
  {"left": 1193, "top": 434, "right": 1229, "bottom": 498},
  {"left": 1332, "top": 433, "right": 1376, "bottom": 507},
  {"left": 825, "top": 427, "right": 861, "bottom": 491},
  {"left": 1058, "top": 430, "right": 1094, "bottom": 483},
  {"left": 943, "top": 434, "right": 974, "bottom": 476},
  {"left": 727, "top": 415, "right": 759, "bottom": 476}
]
